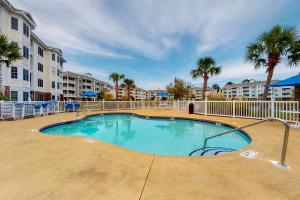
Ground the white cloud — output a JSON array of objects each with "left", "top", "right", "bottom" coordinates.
[{"left": 11, "top": 0, "right": 288, "bottom": 59}]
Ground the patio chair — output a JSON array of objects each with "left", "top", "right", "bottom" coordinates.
[
  {"left": 65, "top": 102, "right": 74, "bottom": 112},
  {"left": 0, "top": 102, "right": 24, "bottom": 120}
]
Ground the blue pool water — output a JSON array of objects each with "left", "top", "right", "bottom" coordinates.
[{"left": 41, "top": 113, "right": 251, "bottom": 156}]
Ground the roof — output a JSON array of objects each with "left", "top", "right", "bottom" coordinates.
[
  {"left": 0, "top": 0, "right": 36, "bottom": 28},
  {"left": 271, "top": 74, "right": 300, "bottom": 87},
  {"left": 223, "top": 80, "right": 280, "bottom": 89}
]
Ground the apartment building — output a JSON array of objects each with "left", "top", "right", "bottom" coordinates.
[
  {"left": 63, "top": 71, "right": 113, "bottom": 100},
  {"left": 0, "top": 0, "right": 65, "bottom": 101},
  {"left": 222, "top": 79, "right": 294, "bottom": 100},
  {"left": 116, "top": 87, "right": 146, "bottom": 100},
  {"left": 192, "top": 87, "right": 215, "bottom": 100}
]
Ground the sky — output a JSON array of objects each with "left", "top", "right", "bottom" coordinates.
[{"left": 11, "top": 0, "right": 300, "bottom": 89}]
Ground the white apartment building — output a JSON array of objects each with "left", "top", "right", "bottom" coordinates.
[
  {"left": 145, "top": 90, "right": 170, "bottom": 100},
  {"left": 191, "top": 87, "right": 215, "bottom": 100},
  {"left": 63, "top": 71, "right": 113, "bottom": 100},
  {"left": 0, "top": 0, "right": 65, "bottom": 101},
  {"left": 222, "top": 79, "right": 294, "bottom": 100}
]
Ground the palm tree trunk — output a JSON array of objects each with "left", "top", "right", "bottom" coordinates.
[
  {"left": 127, "top": 86, "right": 130, "bottom": 101},
  {"left": 115, "top": 81, "right": 118, "bottom": 100},
  {"left": 202, "top": 77, "right": 208, "bottom": 100},
  {"left": 262, "top": 66, "right": 275, "bottom": 100}
]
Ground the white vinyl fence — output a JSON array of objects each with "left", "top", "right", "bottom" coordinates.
[
  {"left": 193, "top": 100, "right": 299, "bottom": 122},
  {"left": 0, "top": 100, "right": 299, "bottom": 122}
]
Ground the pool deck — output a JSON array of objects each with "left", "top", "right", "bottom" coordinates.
[{"left": 0, "top": 109, "right": 300, "bottom": 200}]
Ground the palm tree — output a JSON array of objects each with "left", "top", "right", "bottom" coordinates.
[
  {"left": 122, "top": 78, "right": 135, "bottom": 100},
  {"left": 225, "top": 81, "right": 234, "bottom": 86},
  {"left": 0, "top": 34, "right": 22, "bottom": 93},
  {"left": 212, "top": 84, "right": 221, "bottom": 93},
  {"left": 191, "top": 57, "right": 221, "bottom": 100},
  {"left": 109, "top": 73, "right": 125, "bottom": 100},
  {"left": 246, "top": 25, "right": 300, "bottom": 100}
]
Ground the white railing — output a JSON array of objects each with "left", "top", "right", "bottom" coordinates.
[
  {"left": 1, "top": 100, "right": 299, "bottom": 123},
  {"left": 193, "top": 99, "right": 299, "bottom": 122}
]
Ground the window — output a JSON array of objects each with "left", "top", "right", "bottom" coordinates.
[
  {"left": 52, "top": 53, "right": 55, "bottom": 61},
  {"left": 11, "top": 67, "right": 18, "bottom": 79},
  {"left": 23, "top": 69, "right": 29, "bottom": 81},
  {"left": 38, "top": 63, "right": 43, "bottom": 72},
  {"left": 23, "top": 46, "right": 29, "bottom": 59},
  {"left": 23, "top": 92, "right": 29, "bottom": 101},
  {"left": 11, "top": 17, "right": 18, "bottom": 30},
  {"left": 38, "top": 79, "right": 43, "bottom": 87},
  {"left": 57, "top": 69, "right": 60, "bottom": 76},
  {"left": 52, "top": 67, "right": 56, "bottom": 75},
  {"left": 11, "top": 91, "right": 18, "bottom": 101},
  {"left": 23, "top": 23, "right": 29, "bottom": 37},
  {"left": 57, "top": 56, "right": 60, "bottom": 63},
  {"left": 57, "top": 82, "right": 60, "bottom": 89},
  {"left": 38, "top": 47, "right": 44, "bottom": 57},
  {"left": 52, "top": 95, "right": 55, "bottom": 100},
  {"left": 52, "top": 81, "right": 55, "bottom": 89},
  {"left": 30, "top": 73, "right": 32, "bottom": 82}
]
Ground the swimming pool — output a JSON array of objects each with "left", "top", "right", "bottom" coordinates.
[{"left": 41, "top": 113, "right": 251, "bottom": 156}]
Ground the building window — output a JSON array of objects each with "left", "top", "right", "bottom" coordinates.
[
  {"left": 30, "top": 73, "right": 32, "bottom": 82},
  {"left": 23, "top": 46, "right": 29, "bottom": 59},
  {"left": 52, "top": 67, "right": 56, "bottom": 75},
  {"left": 23, "top": 69, "right": 29, "bottom": 81},
  {"left": 11, "top": 91, "right": 18, "bottom": 101},
  {"left": 57, "top": 82, "right": 60, "bottom": 89},
  {"left": 38, "top": 47, "right": 44, "bottom": 57},
  {"left": 52, "top": 95, "right": 55, "bottom": 100},
  {"left": 52, "top": 81, "right": 55, "bottom": 89},
  {"left": 52, "top": 53, "right": 55, "bottom": 61},
  {"left": 57, "top": 56, "right": 60, "bottom": 63},
  {"left": 11, "top": 67, "right": 18, "bottom": 79},
  {"left": 57, "top": 69, "right": 60, "bottom": 76},
  {"left": 38, "top": 63, "right": 43, "bottom": 72},
  {"left": 23, "top": 92, "right": 29, "bottom": 101},
  {"left": 23, "top": 23, "right": 29, "bottom": 37},
  {"left": 38, "top": 79, "right": 43, "bottom": 87},
  {"left": 11, "top": 17, "right": 18, "bottom": 30}
]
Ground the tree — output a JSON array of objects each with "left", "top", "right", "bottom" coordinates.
[
  {"left": 121, "top": 78, "right": 135, "bottom": 101},
  {"left": 104, "top": 92, "right": 113, "bottom": 100},
  {"left": 97, "top": 87, "right": 109, "bottom": 100},
  {"left": 166, "top": 78, "right": 191, "bottom": 100},
  {"left": 0, "top": 34, "right": 22, "bottom": 93},
  {"left": 225, "top": 81, "right": 234, "bottom": 86},
  {"left": 191, "top": 57, "right": 221, "bottom": 100},
  {"left": 109, "top": 73, "right": 125, "bottom": 100},
  {"left": 0, "top": 34, "right": 22, "bottom": 66},
  {"left": 246, "top": 25, "right": 300, "bottom": 100},
  {"left": 242, "top": 79, "right": 250, "bottom": 83},
  {"left": 212, "top": 84, "right": 221, "bottom": 93}
]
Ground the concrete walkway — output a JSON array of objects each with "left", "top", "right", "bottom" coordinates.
[{"left": 0, "top": 109, "right": 299, "bottom": 200}]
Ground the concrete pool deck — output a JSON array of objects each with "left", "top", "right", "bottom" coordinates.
[{"left": 0, "top": 109, "right": 299, "bottom": 200}]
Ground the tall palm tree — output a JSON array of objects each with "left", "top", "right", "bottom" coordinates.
[
  {"left": 109, "top": 73, "right": 125, "bottom": 100},
  {"left": 191, "top": 57, "right": 221, "bottom": 100},
  {"left": 0, "top": 34, "right": 22, "bottom": 92},
  {"left": 122, "top": 78, "right": 135, "bottom": 100},
  {"left": 246, "top": 25, "right": 300, "bottom": 100}
]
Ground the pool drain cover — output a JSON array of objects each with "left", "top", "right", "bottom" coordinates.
[{"left": 240, "top": 151, "right": 257, "bottom": 159}]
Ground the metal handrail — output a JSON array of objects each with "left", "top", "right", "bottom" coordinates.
[{"left": 203, "top": 118, "right": 290, "bottom": 165}]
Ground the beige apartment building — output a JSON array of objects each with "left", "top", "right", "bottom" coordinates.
[
  {"left": 0, "top": 0, "right": 65, "bottom": 101},
  {"left": 63, "top": 71, "right": 113, "bottom": 100}
]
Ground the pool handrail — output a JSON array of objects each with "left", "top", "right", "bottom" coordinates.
[{"left": 203, "top": 118, "right": 290, "bottom": 166}]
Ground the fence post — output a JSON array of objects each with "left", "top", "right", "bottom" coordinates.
[
  {"left": 233, "top": 100, "right": 235, "bottom": 118},
  {"left": 271, "top": 97, "right": 275, "bottom": 118},
  {"left": 130, "top": 99, "right": 132, "bottom": 110},
  {"left": 204, "top": 97, "right": 207, "bottom": 116},
  {"left": 102, "top": 99, "right": 105, "bottom": 110}
]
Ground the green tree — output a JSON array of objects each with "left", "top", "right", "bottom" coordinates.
[
  {"left": 246, "top": 25, "right": 300, "bottom": 100},
  {"left": 0, "top": 34, "right": 22, "bottom": 94},
  {"left": 109, "top": 73, "right": 125, "bottom": 100},
  {"left": 225, "top": 81, "right": 234, "bottom": 86},
  {"left": 166, "top": 78, "right": 191, "bottom": 100},
  {"left": 212, "top": 84, "right": 221, "bottom": 92},
  {"left": 242, "top": 79, "right": 250, "bottom": 83},
  {"left": 191, "top": 57, "right": 221, "bottom": 100},
  {"left": 122, "top": 78, "right": 135, "bottom": 101}
]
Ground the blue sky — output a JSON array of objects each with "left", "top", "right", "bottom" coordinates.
[{"left": 12, "top": 0, "right": 300, "bottom": 89}]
